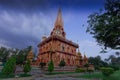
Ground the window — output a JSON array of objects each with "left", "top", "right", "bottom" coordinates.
[
  {"left": 62, "top": 46, "right": 65, "bottom": 51},
  {"left": 61, "top": 44, "right": 65, "bottom": 51}
]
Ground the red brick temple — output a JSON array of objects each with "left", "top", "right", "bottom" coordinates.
[{"left": 36, "top": 9, "right": 88, "bottom": 67}]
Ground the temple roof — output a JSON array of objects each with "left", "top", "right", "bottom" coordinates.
[{"left": 38, "top": 35, "right": 78, "bottom": 48}]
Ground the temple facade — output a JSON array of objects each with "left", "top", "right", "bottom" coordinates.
[{"left": 36, "top": 9, "right": 88, "bottom": 67}]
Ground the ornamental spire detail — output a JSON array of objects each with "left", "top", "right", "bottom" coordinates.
[
  {"left": 54, "top": 8, "right": 63, "bottom": 28},
  {"left": 51, "top": 8, "right": 66, "bottom": 38}
]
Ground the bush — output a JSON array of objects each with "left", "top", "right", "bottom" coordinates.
[
  {"left": 2, "top": 56, "right": 16, "bottom": 75},
  {"left": 75, "top": 68, "right": 85, "bottom": 73},
  {"left": 94, "top": 65, "right": 100, "bottom": 70},
  {"left": 23, "top": 60, "right": 31, "bottom": 74},
  {"left": 59, "top": 59, "right": 66, "bottom": 68},
  {"left": 48, "top": 60, "right": 54, "bottom": 73},
  {"left": 101, "top": 67, "right": 114, "bottom": 76},
  {"left": 109, "top": 65, "right": 119, "bottom": 71}
]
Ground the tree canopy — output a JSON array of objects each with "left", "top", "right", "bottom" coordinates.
[{"left": 87, "top": 0, "right": 120, "bottom": 50}]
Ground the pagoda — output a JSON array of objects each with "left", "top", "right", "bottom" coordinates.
[{"left": 36, "top": 9, "right": 88, "bottom": 67}]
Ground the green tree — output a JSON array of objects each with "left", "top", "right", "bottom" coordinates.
[
  {"left": 16, "top": 50, "right": 26, "bottom": 65},
  {"left": 59, "top": 59, "right": 66, "bottom": 71},
  {"left": 88, "top": 56, "right": 108, "bottom": 70},
  {"left": 101, "top": 67, "right": 114, "bottom": 76},
  {"left": 59, "top": 59, "right": 66, "bottom": 68},
  {"left": 48, "top": 60, "right": 54, "bottom": 73},
  {"left": 87, "top": 0, "right": 120, "bottom": 50},
  {"left": 0, "top": 47, "right": 9, "bottom": 62},
  {"left": 2, "top": 56, "right": 16, "bottom": 75},
  {"left": 23, "top": 60, "right": 31, "bottom": 74},
  {"left": 106, "top": 54, "right": 120, "bottom": 66}
]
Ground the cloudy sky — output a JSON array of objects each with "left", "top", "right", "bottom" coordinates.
[{"left": 0, "top": 0, "right": 116, "bottom": 58}]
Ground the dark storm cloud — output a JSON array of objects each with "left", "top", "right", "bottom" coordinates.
[
  {"left": 0, "top": 10, "right": 52, "bottom": 48},
  {"left": 0, "top": 0, "right": 104, "bottom": 12},
  {"left": 0, "top": 0, "right": 104, "bottom": 49},
  {"left": 0, "top": 0, "right": 48, "bottom": 11},
  {"left": 0, "top": 27, "right": 40, "bottom": 48}
]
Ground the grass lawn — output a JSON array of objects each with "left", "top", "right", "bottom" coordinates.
[
  {"left": 0, "top": 73, "right": 31, "bottom": 79},
  {"left": 0, "top": 73, "right": 15, "bottom": 79},
  {"left": 76, "top": 70, "right": 120, "bottom": 80}
]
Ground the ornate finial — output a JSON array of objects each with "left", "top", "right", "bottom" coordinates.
[
  {"left": 84, "top": 52, "right": 87, "bottom": 59},
  {"left": 54, "top": 8, "right": 63, "bottom": 27}
]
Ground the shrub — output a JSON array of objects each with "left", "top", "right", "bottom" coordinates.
[
  {"left": 2, "top": 56, "right": 16, "bottom": 75},
  {"left": 48, "top": 60, "right": 54, "bottom": 73},
  {"left": 23, "top": 60, "right": 31, "bottom": 74},
  {"left": 101, "top": 67, "right": 114, "bottom": 76},
  {"left": 94, "top": 65, "right": 100, "bottom": 70},
  {"left": 75, "top": 68, "right": 85, "bottom": 73},
  {"left": 109, "top": 65, "right": 119, "bottom": 71},
  {"left": 59, "top": 59, "right": 66, "bottom": 68}
]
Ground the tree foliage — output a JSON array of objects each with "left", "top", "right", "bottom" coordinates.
[
  {"left": 87, "top": 0, "right": 120, "bottom": 50},
  {"left": 0, "top": 46, "right": 33, "bottom": 64},
  {"left": 16, "top": 50, "right": 26, "bottom": 65},
  {"left": 88, "top": 56, "right": 108, "bottom": 70},
  {"left": 105, "top": 54, "right": 120, "bottom": 67},
  {"left": 0, "top": 47, "right": 10, "bottom": 62},
  {"left": 2, "top": 56, "right": 16, "bottom": 75},
  {"left": 59, "top": 59, "right": 66, "bottom": 68},
  {"left": 101, "top": 67, "right": 114, "bottom": 76},
  {"left": 23, "top": 60, "right": 31, "bottom": 74},
  {"left": 48, "top": 60, "right": 54, "bottom": 73}
]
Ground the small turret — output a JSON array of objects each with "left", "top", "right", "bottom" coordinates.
[
  {"left": 83, "top": 53, "right": 88, "bottom": 64},
  {"left": 77, "top": 48, "right": 82, "bottom": 59}
]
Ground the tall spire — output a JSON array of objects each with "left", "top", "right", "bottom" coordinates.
[
  {"left": 51, "top": 8, "right": 66, "bottom": 38},
  {"left": 54, "top": 8, "right": 63, "bottom": 27}
]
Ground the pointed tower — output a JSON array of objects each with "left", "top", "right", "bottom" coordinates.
[
  {"left": 77, "top": 48, "right": 82, "bottom": 59},
  {"left": 83, "top": 53, "right": 88, "bottom": 64},
  {"left": 51, "top": 8, "right": 66, "bottom": 38},
  {"left": 76, "top": 48, "right": 83, "bottom": 67}
]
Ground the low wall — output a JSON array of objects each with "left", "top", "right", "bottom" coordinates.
[{"left": 44, "top": 66, "right": 77, "bottom": 72}]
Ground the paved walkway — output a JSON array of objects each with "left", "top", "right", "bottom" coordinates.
[
  {"left": 32, "top": 73, "right": 101, "bottom": 80},
  {"left": 34, "top": 77, "right": 90, "bottom": 80}
]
